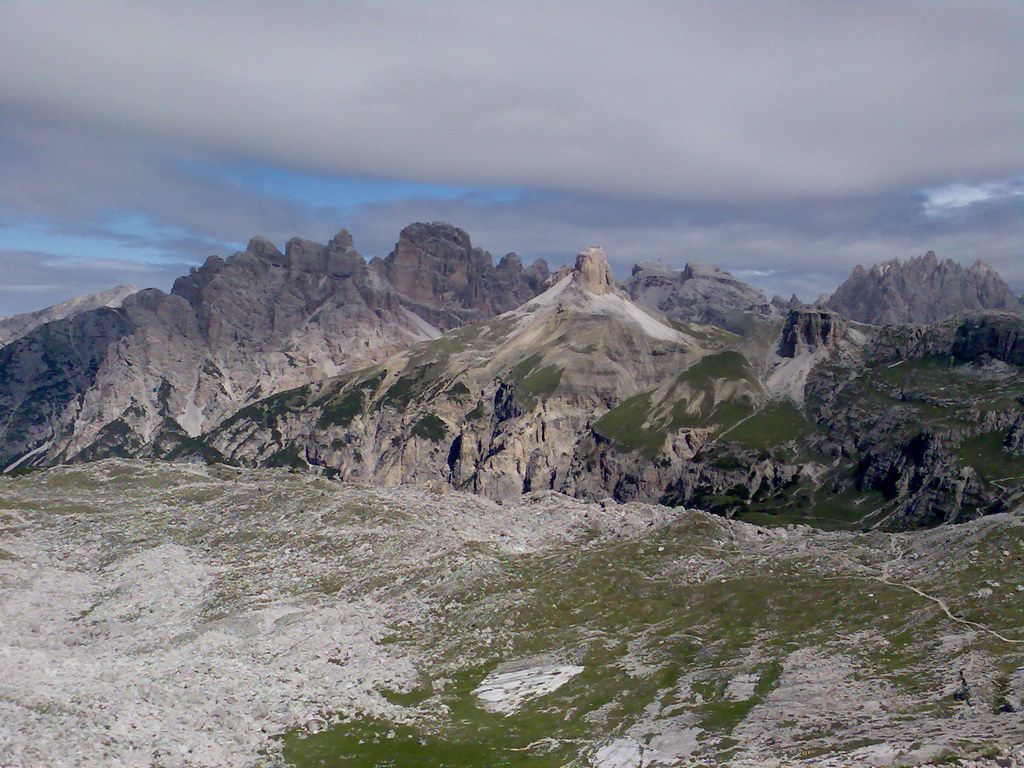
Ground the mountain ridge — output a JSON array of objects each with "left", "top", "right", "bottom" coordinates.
[
  {"left": 826, "top": 250, "right": 1023, "bottom": 325},
  {"left": 2, "top": 229, "right": 1021, "bottom": 533},
  {"left": 0, "top": 283, "right": 137, "bottom": 346},
  {"left": 0, "top": 222, "right": 545, "bottom": 470}
]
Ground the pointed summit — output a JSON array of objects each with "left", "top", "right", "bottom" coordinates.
[{"left": 571, "top": 246, "right": 617, "bottom": 294}]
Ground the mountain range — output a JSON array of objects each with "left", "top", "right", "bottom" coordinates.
[{"left": 1, "top": 224, "right": 1021, "bottom": 531}]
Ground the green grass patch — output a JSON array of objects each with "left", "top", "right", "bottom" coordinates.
[
  {"left": 723, "top": 401, "right": 811, "bottom": 450},
  {"left": 593, "top": 393, "right": 665, "bottom": 458}
]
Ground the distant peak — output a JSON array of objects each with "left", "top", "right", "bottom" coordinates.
[
  {"left": 571, "top": 246, "right": 616, "bottom": 294},
  {"left": 631, "top": 259, "right": 671, "bottom": 276},
  {"left": 497, "top": 252, "right": 522, "bottom": 272}
]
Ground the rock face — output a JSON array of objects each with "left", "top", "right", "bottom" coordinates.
[
  {"left": 0, "top": 224, "right": 546, "bottom": 470},
  {"left": 0, "top": 284, "right": 137, "bottom": 346},
  {"left": 374, "top": 222, "right": 549, "bottom": 329},
  {"left": 623, "top": 260, "right": 770, "bottom": 329},
  {"left": 572, "top": 246, "right": 617, "bottom": 294},
  {"left": 826, "top": 251, "right": 1023, "bottom": 325},
  {"left": 777, "top": 308, "right": 847, "bottom": 357}
]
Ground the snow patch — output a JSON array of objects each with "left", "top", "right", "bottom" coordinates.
[
  {"left": 592, "top": 737, "right": 680, "bottom": 767},
  {"left": 473, "top": 664, "right": 583, "bottom": 714}
]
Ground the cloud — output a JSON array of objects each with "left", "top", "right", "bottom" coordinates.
[
  {"left": 0, "top": 1, "right": 1020, "bottom": 315},
  {"left": 922, "top": 179, "right": 1024, "bottom": 218},
  {"left": 0, "top": 249, "right": 188, "bottom": 316},
  {"left": 0, "top": 112, "right": 343, "bottom": 252},
  {"left": 0, "top": 1, "right": 1020, "bottom": 203}
]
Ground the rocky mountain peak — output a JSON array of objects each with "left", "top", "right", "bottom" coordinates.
[
  {"left": 0, "top": 283, "right": 139, "bottom": 346},
  {"left": 571, "top": 246, "right": 617, "bottom": 294},
  {"left": 681, "top": 262, "right": 735, "bottom": 282},
  {"left": 630, "top": 259, "right": 673, "bottom": 277},
  {"left": 380, "top": 221, "right": 546, "bottom": 328},
  {"left": 770, "top": 294, "right": 802, "bottom": 313},
  {"left": 328, "top": 229, "right": 355, "bottom": 251},
  {"left": 383, "top": 221, "right": 483, "bottom": 305},
  {"left": 827, "top": 251, "right": 1022, "bottom": 325},
  {"left": 497, "top": 252, "right": 522, "bottom": 272}
]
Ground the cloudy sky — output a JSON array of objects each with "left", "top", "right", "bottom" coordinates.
[{"left": 0, "top": 0, "right": 1021, "bottom": 315}]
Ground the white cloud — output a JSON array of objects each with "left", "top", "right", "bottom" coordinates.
[{"left": 922, "top": 179, "right": 1024, "bottom": 218}]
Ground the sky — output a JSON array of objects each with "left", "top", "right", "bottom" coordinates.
[{"left": 0, "top": 0, "right": 1021, "bottom": 316}]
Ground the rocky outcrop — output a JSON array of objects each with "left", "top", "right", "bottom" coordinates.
[
  {"left": 572, "top": 246, "right": 617, "bottom": 294},
  {"left": 777, "top": 308, "right": 847, "bottom": 357},
  {"left": 0, "top": 284, "right": 137, "bottom": 346},
  {"left": 868, "top": 312, "right": 1024, "bottom": 367},
  {"left": 624, "top": 260, "right": 770, "bottom": 329},
  {"left": 826, "top": 251, "right": 1022, "bottom": 326}
]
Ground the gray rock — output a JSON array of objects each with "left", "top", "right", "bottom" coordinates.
[
  {"left": 777, "top": 307, "right": 847, "bottom": 357},
  {"left": 827, "top": 251, "right": 1023, "bottom": 325},
  {"left": 380, "top": 221, "right": 545, "bottom": 330}
]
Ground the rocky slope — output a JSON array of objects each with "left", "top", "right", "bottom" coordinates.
[
  {"left": 2, "top": 460, "right": 1022, "bottom": 768},
  {"left": 623, "top": 260, "right": 772, "bottom": 329},
  {"left": 0, "top": 223, "right": 545, "bottom": 471},
  {"left": 204, "top": 246, "right": 717, "bottom": 498},
  {"left": 826, "top": 251, "right": 1023, "bottom": 325},
  {"left": 0, "top": 283, "right": 136, "bottom": 346},
  {"left": 197, "top": 247, "right": 1024, "bottom": 530}
]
